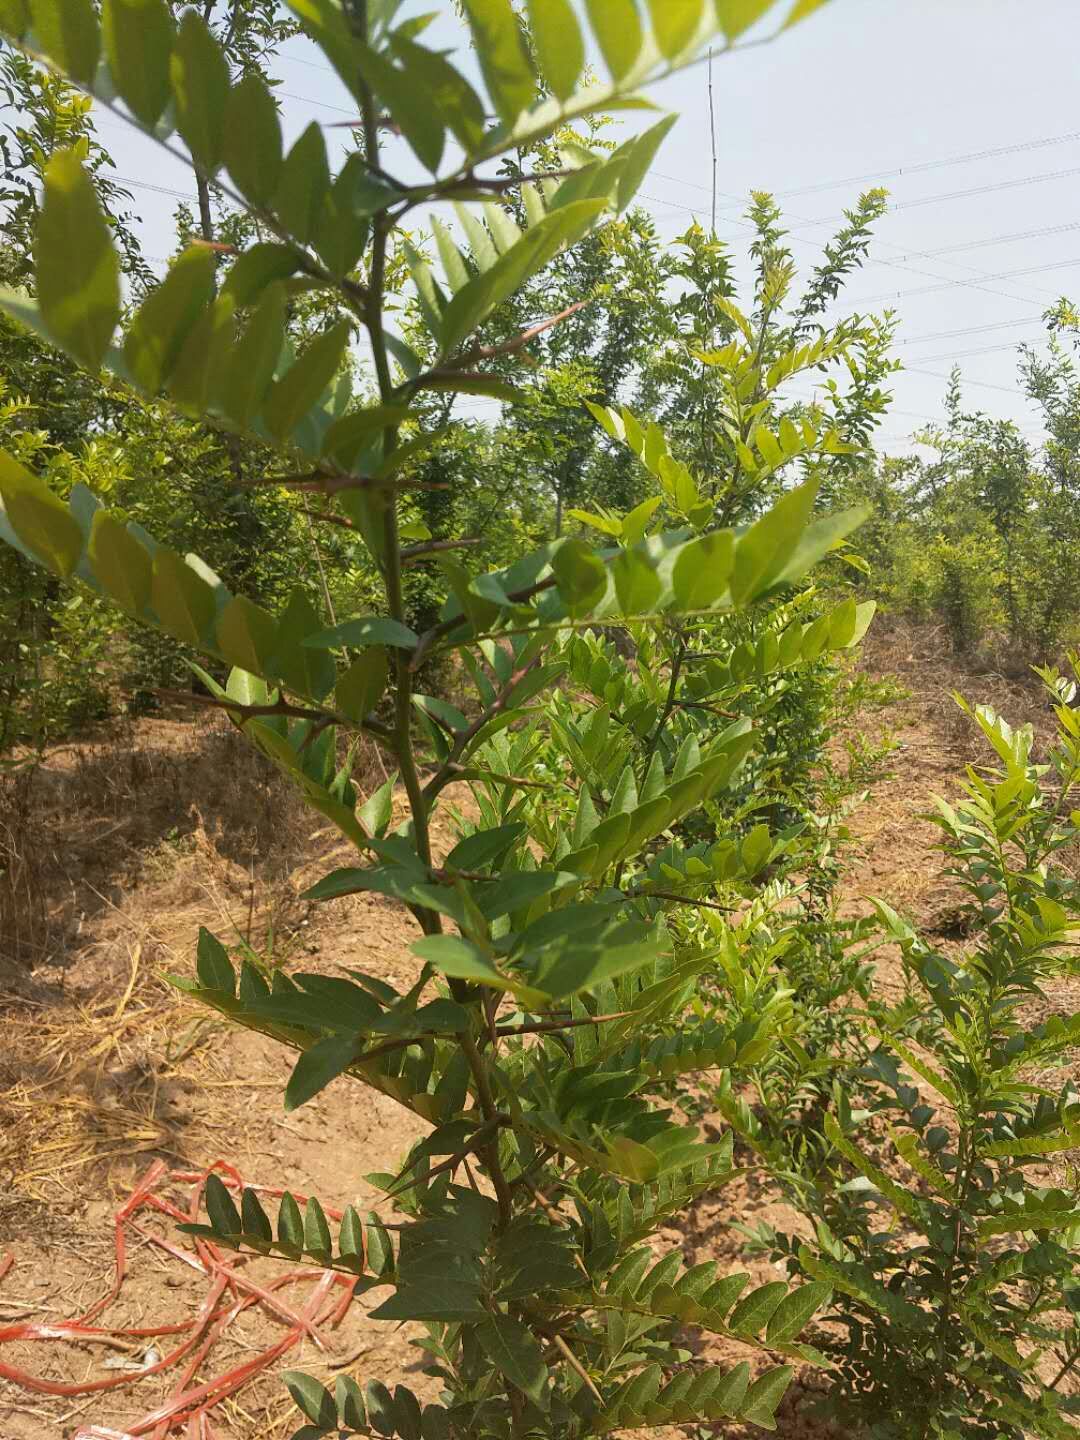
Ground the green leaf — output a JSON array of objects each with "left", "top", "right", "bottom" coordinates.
[
  {"left": 765, "top": 1282, "right": 830, "bottom": 1344},
  {"left": 552, "top": 537, "right": 608, "bottom": 617},
  {"left": 204, "top": 1171, "right": 240, "bottom": 1235},
  {"left": 268, "top": 587, "right": 336, "bottom": 701},
  {"left": 370, "top": 1280, "right": 487, "bottom": 1322},
  {"left": 784, "top": 0, "right": 831, "bottom": 28},
  {"left": 978, "top": 1205, "right": 1080, "bottom": 1238},
  {"left": 102, "top": 0, "right": 174, "bottom": 127},
  {"left": 336, "top": 1375, "right": 366, "bottom": 1430},
  {"left": 88, "top": 510, "right": 151, "bottom": 613},
  {"left": 461, "top": 0, "right": 537, "bottom": 127},
  {"left": 196, "top": 927, "right": 235, "bottom": 993},
  {"left": 586, "top": 0, "right": 643, "bottom": 82},
  {"left": 337, "top": 648, "right": 389, "bottom": 723},
  {"left": 216, "top": 595, "right": 278, "bottom": 675},
  {"left": 768, "top": 504, "right": 870, "bottom": 591},
  {"left": 304, "top": 1196, "right": 333, "bottom": 1261},
  {"left": 728, "top": 1280, "right": 787, "bottom": 1337},
  {"left": 170, "top": 9, "right": 229, "bottom": 172},
  {"left": 354, "top": 39, "right": 446, "bottom": 173},
  {"left": 798, "top": 1247, "right": 927, "bottom": 1330},
  {"left": 730, "top": 478, "right": 818, "bottom": 605},
  {"left": 365, "top": 1380, "right": 400, "bottom": 1438},
  {"left": 741, "top": 1365, "right": 794, "bottom": 1429},
  {"left": 338, "top": 1205, "right": 365, "bottom": 1272},
  {"left": 124, "top": 247, "right": 217, "bottom": 393},
  {"left": 265, "top": 320, "right": 351, "bottom": 442},
  {"left": 34, "top": 149, "right": 120, "bottom": 369},
  {"left": 222, "top": 244, "right": 303, "bottom": 310},
  {"left": 476, "top": 1315, "right": 550, "bottom": 1411},
  {"left": 278, "top": 1192, "right": 304, "bottom": 1256},
  {"left": 611, "top": 548, "right": 660, "bottom": 614},
  {"left": 285, "top": 1035, "right": 359, "bottom": 1111},
  {"left": 389, "top": 35, "right": 487, "bottom": 157},
  {"left": 672, "top": 530, "right": 734, "bottom": 609},
  {"left": 219, "top": 283, "right": 286, "bottom": 427},
  {"left": 412, "top": 934, "right": 508, "bottom": 989},
  {"left": 525, "top": 0, "right": 583, "bottom": 100},
  {"left": 284, "top": 0, "right": 363, "bottom": 102},
  {"left": 151, "top": 548, "right": 216, "bottom": 645},
  {"left": 224, "top": 73, "right": 283, "bottom": 207},
  {"left": 0, "top": 0, "right": 28, "bottom": 37},
  {"left": 283, "top": 1371, "right": 337, "bottom": 1429},
  {"left": 30, "top": 0, "right": 99, "bottom": 84},
  {"left": 0, "top": 451, "right": 83, "bottom": 578},
  {"left": 305, "top": 616, "right": 418, "bottom": 651},
  {"left": 276, "top": 123, "right": 330, "bottom": 247},
  {"left": 705, "top": 1360, "right": 751, "bottom": 1418},
  {"left": 322, "top": 405, "right": 410, "bottom": 468},
  {"left": 532, "top": 924, "right": 661, "bottom": 999},
  {"left": 168, "top": 294, "right": 237, "bottom": 415},
  {"left": 240, "top": 1187, "right": 274, "bottom": 1245},
  {"left": 613, "top": 113, "right": 678, "bottom": 213},
  {"left": 714, "top": 0, "right": 774, "bottom": 39},
  {"left": 648, "top": 0, "right": 704, "bottom": 57}
]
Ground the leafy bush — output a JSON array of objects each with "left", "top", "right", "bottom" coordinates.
[
  {"left": 847, "top": 334, "right": 1080, "bottom": 659},
  {"left": 15, "top": 5, "right": 1075, "bottom": 1440},
  {"left": 746, "top": 660, "right": 1080, "bottom": 1439},
  {"left": 0, "top": 0, "right": 871, "bottom": 1433}
]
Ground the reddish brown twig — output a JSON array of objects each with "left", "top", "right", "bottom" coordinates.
[{"left": 431, "top": 300, "right": 591, "bottom": 375}]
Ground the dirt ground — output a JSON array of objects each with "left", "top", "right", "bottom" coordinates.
[{"left": 0, "top": 619, "right": 1072, "bottom": 1439}]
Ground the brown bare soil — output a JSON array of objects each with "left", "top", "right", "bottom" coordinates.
[{"left": 0, "top": 620, "right": 1073, "bottom": 1439}]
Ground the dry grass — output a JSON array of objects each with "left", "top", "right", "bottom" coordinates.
[
  {"left": 0, "top": 947, "right": 220, "bottom": 1219},
  {"left": 0, "top": 710, "right": 383, "bottom": 1227},
  {"left": 0, "top": 710, "right": 385, "bottom": 985}
]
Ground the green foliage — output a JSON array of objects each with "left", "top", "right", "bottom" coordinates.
[
  {"left": 0, "top": 2, "right": 917, "bottom": 1436},
  {"left": 747, "top": 661, "right": 1080, "bottom": 1439},
  {"left": 848, "top": 342, "right": 1080, "bottom": 657}
]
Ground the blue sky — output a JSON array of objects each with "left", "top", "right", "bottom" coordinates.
[{"left": 92, "top": 0, "right": 1080, "bottom": 454}]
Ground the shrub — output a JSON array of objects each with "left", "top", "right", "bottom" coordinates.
[
  {"left": 0, "top": 2, "right": 871, "bottom": 1435},
  {"left": 749, "top": 659, "right": 1080, "bottom": 1440}
]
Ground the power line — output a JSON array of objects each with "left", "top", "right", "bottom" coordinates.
[
  {"left": 855, "top": 255, "right": 1080, "bottom": 305},
  {"left": 279, "top": 89, "right": 355, "bottom": 115},
  {"left": 917, "top": 337, "right": 1052, "bottom": 364},
  {"left": 90, "top": 77, "right": 1073, "bottom": 392},
  {"left": 792, "top": 165, "right": 1080, "bottom": 233},
  {"left": 904, "top": 366, "right": 1028, "bottom": 397},
  {"left": 889, "top": 220, "right": 1080, "bottom": 261},
  {"left": 899, "top": 315, "right": 1044, "bottom": 347},
  {"left": 652, "top": 127, "right": 1080, "bottom": 204}
]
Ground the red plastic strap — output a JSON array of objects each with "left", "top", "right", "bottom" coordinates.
[{"left": 2, "top": 1163, "right": 359, "bottom": 1436}]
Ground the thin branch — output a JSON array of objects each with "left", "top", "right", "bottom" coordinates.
[
  {"left": 237, "top": 471, "right": 447, "bottom": 494},
  {"left": 441, "top": 761, "right": 548, "bottom": 790},
  {"left": 402, "top": 537, "right": 483, "bottom": 563},
  {"left": 410, "top": 576, "right": 557, "bottom": 673},
  {"left": 460, "top": 1030, "right": 514, "bottom": 1228},
  {"left": 382, "top": 1117, "right": 502, "bottom": 1200},
  {"left": 423, "top": 658, "right": 541, "bottom": 800},
  {"left": 552, "top": 1333, "right": 603, "bottom": 1403},
  {"left": 435, "top": 300, "right": 591, "bottom": 373},
  {"left": 496, "top": 1012, "right": 631, "bottom": 1039},
  {"left": 153, "top": 687, "right": 395, "bottom": 743},
  {"left": 628, "top": 889, "right": 736, "bottom": 914},
  {"left": 303, "top": 507, "right": 358, "bottom": 533}
]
